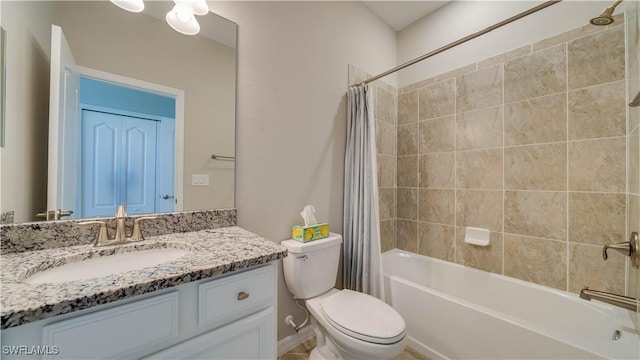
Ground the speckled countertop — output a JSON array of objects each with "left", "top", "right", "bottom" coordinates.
[{"left": 0, "top": 226, "right": 287, "bottom": 330}]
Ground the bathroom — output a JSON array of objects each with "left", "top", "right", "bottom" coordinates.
[{"left": 0, "top": 0, "right": 639, "bottom": 359}]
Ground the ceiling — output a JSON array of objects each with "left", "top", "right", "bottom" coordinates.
[{"left": 363, "top": 1, "right": 452, "bottom": 31}]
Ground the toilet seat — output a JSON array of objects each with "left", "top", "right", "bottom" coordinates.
[{"left": 321, "top": 290, "right": 405, "bottom": 345}]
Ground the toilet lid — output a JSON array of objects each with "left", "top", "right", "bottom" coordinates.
[{"left": 321, "top": 289, "right": 406, "bottom": 345}]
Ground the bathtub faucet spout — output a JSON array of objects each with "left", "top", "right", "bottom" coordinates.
[{"left": 579, "top": 287, "right": 637, "bottom": 312}]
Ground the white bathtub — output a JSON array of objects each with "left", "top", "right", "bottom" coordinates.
[{"left": 382, "top": 249, "right": 639, "bottom": 359}]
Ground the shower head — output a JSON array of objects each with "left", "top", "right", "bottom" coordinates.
[{"left": 590, "top": 0, "right": 622, "bottom": 26}]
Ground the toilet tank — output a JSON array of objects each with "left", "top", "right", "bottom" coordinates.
[{"left": 281, "top": 233, "right": 342, "bottom": 299}]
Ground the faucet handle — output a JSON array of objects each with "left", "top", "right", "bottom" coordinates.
[
  {"left": 130, "top": 216, "right": 158, "bottom": 241},
  {"left": 602, "top": 242, "right": 631, "bottom": 260},
  {"left": 602, "top": 232, "right": 640, "bottom": 269},
  {"left": 78, "top": 221, "right": 110, "bottom": 246}
]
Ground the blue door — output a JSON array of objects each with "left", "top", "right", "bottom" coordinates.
[{"left": 81, "top": 109, "right": 158, "bottom": 217}]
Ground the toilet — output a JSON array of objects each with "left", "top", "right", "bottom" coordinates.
[{"left": 282, "top": 234, "right": 406, "bottom": 360}]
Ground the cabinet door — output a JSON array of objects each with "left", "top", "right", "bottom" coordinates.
[
  {"left": 42, "top": 292, "right": 179, "bottom": 360},
  {"left": 146, "top": 308, "right": 275, "bottom": 360}
]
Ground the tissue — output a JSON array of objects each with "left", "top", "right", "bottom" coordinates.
[
  {"left": 300, "top": 205, "right": 318, "bottom": 226},
  {"left": 292, "top": 205, "right": 329, "bottom": 242}
]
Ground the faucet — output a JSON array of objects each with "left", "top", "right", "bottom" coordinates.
[
  {"left": 579, "top": 287, "right": 638, "bottom": 311},
  {"left": 113, "top": 205, "right": 128, "bottom": 243},
  {"left": 79, "top": 205, "right": 157, "bottom": 247}
]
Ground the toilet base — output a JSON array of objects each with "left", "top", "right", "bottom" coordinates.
[{"left": 309, "top": 346, "right": 335, "bottom": 360}]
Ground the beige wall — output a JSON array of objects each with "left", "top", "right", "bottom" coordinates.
[
  {"left": 54, "top": 1, "right": 236, "bottom": 212},
  {"left": 0, "top": 1, "right": 54, "bottom": 223},
  {"left": 395, "top": 18, "right": 630, "bottom": 294},
  {"left": 210, "top": 1, "right": 398, "bottom": 341},
  {"left": 397, "top": 1, "right": 611, "bottom": 88}
]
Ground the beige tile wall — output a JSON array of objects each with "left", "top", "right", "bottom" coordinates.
[
  {"left": 396, "top": 20, "right": 631, "bottom": 293},
  {"left": 626, "top": 2, "right": 640, "bottom": 298},
  {"left": 376, "top": 82, "right": 399, "bottom": 252}
]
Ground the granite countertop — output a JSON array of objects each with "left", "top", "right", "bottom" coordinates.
[{"left": 0, "top": 226, "right": 287, "bottom": 330}]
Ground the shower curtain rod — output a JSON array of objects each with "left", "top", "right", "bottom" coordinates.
[{"left": 358, "top": 0, "right": 562, "bottom": 86}]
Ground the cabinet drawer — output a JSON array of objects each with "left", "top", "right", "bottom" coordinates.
[
  {"left": 198, "top": 265, "right": 274, "bottom": 328},
  {"left": 42, "top": 292, "right": 179, "bottom": 359}
]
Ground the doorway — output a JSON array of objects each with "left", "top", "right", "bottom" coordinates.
[{"left": 79, "top": 76, "right": 176, "bottom": 217}]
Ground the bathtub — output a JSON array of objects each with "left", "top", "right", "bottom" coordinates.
[{"left": 382, "top": 249, "right": 639, "bottom": 359}]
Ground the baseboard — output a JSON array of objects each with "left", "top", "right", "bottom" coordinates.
[
  {"left": 277, "top": 325, "right": 315, "bottom": 356},
  {"left": 406, "top": 335, "right": 448, "bottom": 360}
]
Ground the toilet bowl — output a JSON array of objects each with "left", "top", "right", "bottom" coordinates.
[
  {"left": 281, "top": 234, "right": 406, "bottom": 360},
  {"left": 307, "top": 289, "right": 406, "bottom": 359}
]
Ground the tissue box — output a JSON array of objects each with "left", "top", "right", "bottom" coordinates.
[{"left": 292, "top": 224, "right": 329, "bottom": 242}]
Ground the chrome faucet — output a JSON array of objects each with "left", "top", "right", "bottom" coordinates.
[{"left": 79, "top": 205, "right": 157, "bottom": 247}]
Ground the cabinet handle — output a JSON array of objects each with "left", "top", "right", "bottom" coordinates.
[{"left": 237, "top": 291, "right": 250, "bottom": 301}]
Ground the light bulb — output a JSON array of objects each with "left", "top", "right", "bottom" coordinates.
[
  {"left": 175, "top": 0, "right": 209, "bottom": 16},
  {"left": 166, "top": 4, "right": 200, "bottom": 35},
  {"left": 110, "top": 0, "right": 144, "bottom": 13},
  {"left": 175, "top": 5, "right": 193, "bottom": 23}
]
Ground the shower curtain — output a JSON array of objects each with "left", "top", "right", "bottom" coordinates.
[{"left": 343, "top": 84, "right": 385, "bottom": 300}]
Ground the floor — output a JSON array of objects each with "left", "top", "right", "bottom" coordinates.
[{"left": 278, "top": 337, "right": 429, "bottom": 360}]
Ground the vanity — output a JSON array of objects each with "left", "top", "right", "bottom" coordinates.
[{"left": 0, "top": 211, "right": 287, "bottom": 359}]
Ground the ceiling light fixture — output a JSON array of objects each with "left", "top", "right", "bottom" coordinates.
[
  {"left": 110, "top": 0, "right": 208, "bottom": 36},
  {"left": 175, "top": 0, "right": 209, "bottom": 16},
  {"left": 166, "top": 3, "right": 200, "bottom": 35},
  {"left": 110, "top": 0, "right": 144, "bottom": 13}
]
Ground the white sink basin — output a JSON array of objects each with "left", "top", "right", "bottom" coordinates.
[{"left": 24, "top": 248, "right": 190, "bottom": 284}]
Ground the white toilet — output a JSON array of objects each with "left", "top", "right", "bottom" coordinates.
[{"left": 282, "top": 234, "right": 406, "bottom": 360}]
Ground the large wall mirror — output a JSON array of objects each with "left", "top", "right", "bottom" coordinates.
[{"left": 0, "top": 1, "right": 237, "bottom": 224}]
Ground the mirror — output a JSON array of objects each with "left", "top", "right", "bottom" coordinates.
[
  {"left": 0, "top": 1, "right": 237, "bottom": 224},
  {"left": 0, "top": 25, "right": 5, "bottom": 149}
]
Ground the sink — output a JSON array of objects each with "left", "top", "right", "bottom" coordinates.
[{"left": 24, "top": 247, "right": 191, "bottom": 284}]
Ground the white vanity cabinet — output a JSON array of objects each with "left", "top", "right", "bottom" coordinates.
[{"left": 0, "top": 264, "right": 277, "bottom": 360}]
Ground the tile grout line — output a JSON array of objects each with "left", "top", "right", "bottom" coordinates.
[
  {"left": 394, "top": 87, "right": 398, "bottom": 250},
  {"left": 502, "top": 59, "right": 506, "bottom": 276},
  {"left": 394, "top": 88, "right": 399, "bottom": 248},
  {"left": 415, "top": 107, "right": 420, "bottom": 254},
  {"left": 626, "top": 10, "right": 636, "bottom": 295},
  {"left": 565, "top": 41, "right": 570, "bottom": 292},
  {"left": 453, "top": 76, "right": 458, "bottom": 264},
  {"left": 623, "top": 12, "right": 629, "bottom": 294},
  {"left": 399, "top": 185, "right": 628, "bottom": 195}
]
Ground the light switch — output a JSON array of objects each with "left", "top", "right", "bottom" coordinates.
[{"left": 192, "top": 174, "right": 210, "bottom": 186}]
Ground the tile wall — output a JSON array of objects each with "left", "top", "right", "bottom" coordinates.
[
  {"left": 626, "top": 2, "right": 640, "bottom": 297},
  {"left": 395, "top": 18, "right": 632, "bottom": 293}
]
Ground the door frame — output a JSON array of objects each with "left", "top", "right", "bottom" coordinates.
[
  {"left": 47, "top": 25, "right": 80, "bottom": 219},
  {"left": 77, "top": 66, "right": 185, "bottom": 211}
]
